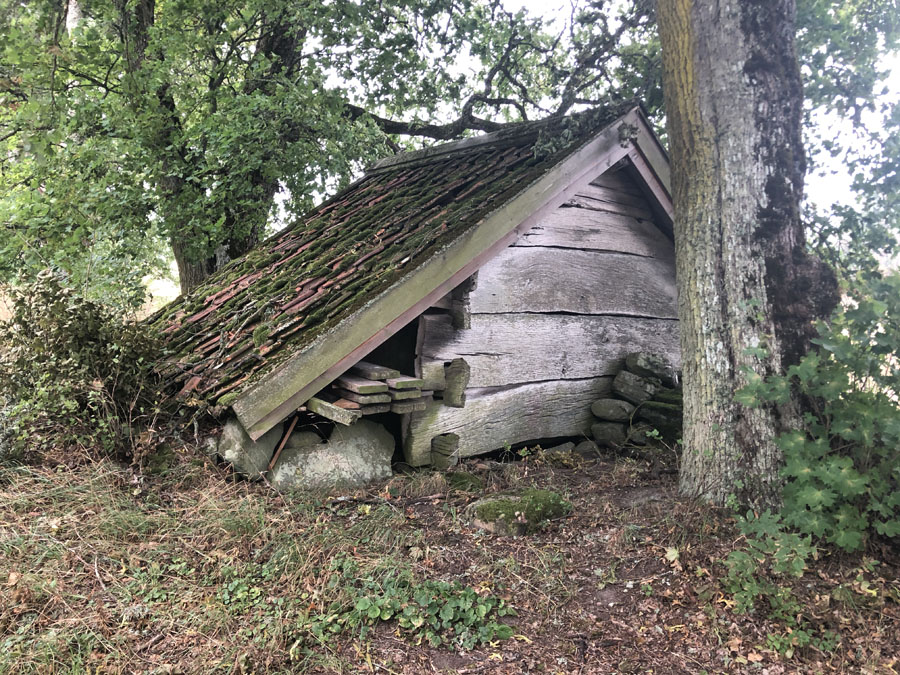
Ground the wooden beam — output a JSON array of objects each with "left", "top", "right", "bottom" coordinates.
[
  {"left": 306, "top": 397, "right": 362, "bottom": 426},
  {"left": 467, "top": 246, "right": 677, "bottom": 317},
  {"left": 402, "top": 377, "right": 613, "bottom": 466},
  {"left": 420, "top": 313, "right": 681, "bottom": 389},
  {"left": 389, "top": 388, "right": 423, "bottom": 400},
  {"left": 234, "top": 109, "right": 647, "bottom": 440}
]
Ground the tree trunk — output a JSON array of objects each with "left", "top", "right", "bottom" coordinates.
[{"left": 656, "top": 0, "right": 837, "bottom": 507}]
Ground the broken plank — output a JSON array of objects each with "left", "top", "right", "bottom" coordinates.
[
  {"left": 389, "top": 388, "right": 423, "bottom": 400},
  {"left": 349, "top": 360, "right": 401, "bottom": 380},
  {"left": 386, "top": 376, "right": 425, "bottom": 390},
  {"left": 402, "top": 377, "right": 612, "bottom": 466},
  {"left": 307, "top": 397, "right": 362, "bottom": 426},
  {"left": 360, "top": 403, "right": 392, "bottom": 415},
  {"left": 333, "top": 389, "right": 392, "bottom": 405},
  {"left": 334, "top": 374, "right": 388, "bottom": 394}
]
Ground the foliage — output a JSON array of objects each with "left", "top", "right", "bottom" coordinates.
[
  {"left": 738, "top": 273, "right": 900, "bottom": 551},
  {"left": 304, "top": 556, "right": 515, "bottom": 650},
  {"left": 722, "top": 510, "right": 839, "bottom": 658},
  {"left": 0, "top": 271, "right": 163, "bottom": 460}
]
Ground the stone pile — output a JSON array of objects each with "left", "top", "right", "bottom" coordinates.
[{"left": 590, "top": 352, "right": 683, "bottom": 447}]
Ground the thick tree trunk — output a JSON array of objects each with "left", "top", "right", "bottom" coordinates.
[{"left": 657, "top": 0, "right": 837, "bottom": 507}]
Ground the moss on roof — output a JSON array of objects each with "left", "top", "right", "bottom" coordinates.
[{"left": 150, "top": 107, "right": 631, "bottom": 406}]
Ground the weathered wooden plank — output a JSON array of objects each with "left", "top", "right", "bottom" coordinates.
[
  {"left": 334, "top": 389, "right": 391, "bottom": 405},
  {"left": 420, "top": 313, "right": 680, "bottom": 389},
  {"left": 386, "top": 376, "right": 425, "bottom": 390},
  {"left": 391, "top": 397, "right": 431, "bottom": 414},
  {"left": 334, "top": 375, "right": 389, "bottom": 394},
  {"left": 468, "top": 246, "right": 677, "bottom": 317},
  {"left": 307, "top": 397, "right": 362, "bottom": 426},
  {"left": 332, "top": 398, "right": 361, "bottom": 410},
  {"left": 569, "top": 183, "right": 654, "bottom": 219},
  {"left": 402, "top": 377, "right": 613, "bottom": 466},
  {"left": 349, "top": 360, "right": 401, "bottom": 380},
  {"left": 389, "top": 388, "right": 423, "bottom": 400},
  {"left": 443, "top": 358, "right": 470, "bottom": 408},
  {"left": 360, "top": 403, "right": 392, "bottom": 415},
  {"left": 514, "top": 207, "right": 674, "bottom": 257}
]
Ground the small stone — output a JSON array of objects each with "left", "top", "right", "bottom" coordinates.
[
  {"left": 612, "top": 370, "right": 660, "bottom": 405},
  {"left": 626, "top": 422, "right": 654, "bottom": 445},
  {"left": 574, "top": 440, "right": 601, "bottom": 457},
  {"left": 591, "top": 422, "right": 627, "bottom": 446},
  {"left": 218, "top": 417, "right": 283, "bottom": 480},
  {"left": 625, "top": 352, "right": 678, "bottom": 387},
  {"left": 270, "top": 419, "right": 394, "bottom": 491},
  {"left": 591, "top": 398, "right": 636, "bottom": 422},
  {"left": 544, "top": 441, "right": 576, "bottom": 454}
]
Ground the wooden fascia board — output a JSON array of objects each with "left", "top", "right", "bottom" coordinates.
[
  {"left": 625, "top": 113, "right": 674, "bottom": 235},
  {"left": 233, "top": 109, "right": 642, "bottom": 440}
]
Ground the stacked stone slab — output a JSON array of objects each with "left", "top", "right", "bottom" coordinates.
[{"left": 590, "top": 352, "right": 682, "bottom": 447}]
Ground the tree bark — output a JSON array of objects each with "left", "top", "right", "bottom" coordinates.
[{"left": 656, "top": 0, "right": 837, "bottom": 507}]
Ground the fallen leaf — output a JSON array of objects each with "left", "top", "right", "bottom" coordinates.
[{"left": 6, "top": 571, "right": 21, "bottom": 587}]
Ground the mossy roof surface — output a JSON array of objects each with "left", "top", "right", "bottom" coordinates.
[{"left": 151, "top": 108, "right": 628, "bottom": 405}]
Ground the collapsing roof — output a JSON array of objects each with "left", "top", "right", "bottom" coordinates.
[{"left": 152, "top": 105, "right": 672, "bottom": 440}]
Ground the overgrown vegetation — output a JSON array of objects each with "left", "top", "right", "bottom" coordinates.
[
  {"left": 1, "top": 450, "right": 896, "bottom": 673},
  {"left": 0, "top": 272, "right": 164, "bottom": 462}
]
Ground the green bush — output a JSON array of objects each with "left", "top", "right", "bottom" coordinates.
[
  {"left": 0, "top": 271, "right": 163, "bottom": 460},
  {"left": 738, "top": 273, "right": 900, "bottom": 550}
]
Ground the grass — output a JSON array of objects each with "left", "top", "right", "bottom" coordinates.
[{"left": 0, "top": 446, "right": 898, "bottom": 674}]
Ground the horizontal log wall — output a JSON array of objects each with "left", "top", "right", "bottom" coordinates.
[
  {"left": 405, "top": 168, "right": 679, "bottom": 465},
  {"left": 404, "top": 377, "right": 613, "bottom": 466}
]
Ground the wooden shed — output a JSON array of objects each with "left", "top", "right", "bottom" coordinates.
[{"left": 153, "top": 105, "right": 680, "bottom": 468}]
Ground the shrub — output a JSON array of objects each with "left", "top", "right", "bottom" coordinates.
[
  {"left": 738, "top": 273, "right": 900, "bottom": 550},
  {"left": 0, "top": 271, "right": 163, "bottom": 461}
]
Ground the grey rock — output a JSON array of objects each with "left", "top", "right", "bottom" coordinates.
[
  {"left": 591, "top": 398, "right": 636, "bottom": 422},
  {"left": 218, "top": 417, "right": 283, "bottom": 480},
  {"left": 625, "top": 353, "right": 678, "bottom": 387},
  {"left": 591, "top": 422, "right": 627, "bottom": 446},
  {"left": 544, "top": 441, "right": 576, "bottom": 454},
  {"left": 626, "top": 422, "right": 654, "bottom": 445},
  {"left": 574, "top": 440, "right": 601, "bottom": 458},
  {"left": 285, "top": 430, "right": 323, "bottom": 450},
  {"left": 612, "top": 370, "right": 660, "bottom": 405},
  {"left": 270, "top": 419, "right": 394, "bottom": 491}
]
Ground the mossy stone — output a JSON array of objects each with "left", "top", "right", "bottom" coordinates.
[{"left": 468, "top": 489, "right": 571, "bottom": 535}]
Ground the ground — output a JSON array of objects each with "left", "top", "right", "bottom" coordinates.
[{"left": 1, "top": 443, "right": 897, "bottom": 674}]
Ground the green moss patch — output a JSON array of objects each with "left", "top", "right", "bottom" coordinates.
[{"left": 469, "top": 489, "right": 571, "bottom": 535}]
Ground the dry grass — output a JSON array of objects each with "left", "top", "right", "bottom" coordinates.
[{"left": 1, "top": 446, "right": 897, "bottom": 674}]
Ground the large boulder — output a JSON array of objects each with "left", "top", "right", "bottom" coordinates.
[
  {"left": 635, "top": 401, "right": 683, "bottom": 441},
  {"left": 270, "top": 419, "right": 394, "bottom": 491},
  {"left": 217, "top": 417, "right": 283, "bottom": 480},
  {"left": 591, "top": 421, "right": 627, "bottom": 446}
]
